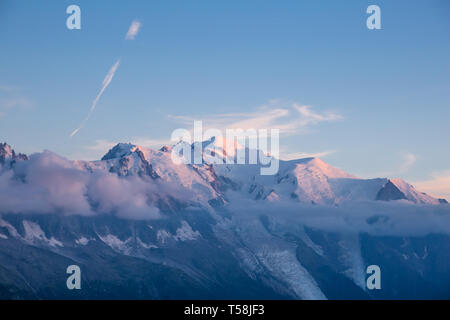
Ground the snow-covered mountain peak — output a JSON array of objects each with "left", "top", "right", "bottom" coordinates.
[
  {"left": 290, "top": 157, "right": 356, "bottom": 180},
  {"left": 96, "top": 143, "right": 159, "bottom": 179},
  {"left": 389, "top": 178, "right": 440, "bottom": 204},
  {"left": 203, "top": 136, "right": 244, "bottom": 157},
  {"left": 101, "top": 143, "right": 144, "bottom": 160}
]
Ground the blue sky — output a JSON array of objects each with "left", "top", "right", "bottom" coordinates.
[{"left": 1, "top": 0, "right": 449, "bottom": 197}]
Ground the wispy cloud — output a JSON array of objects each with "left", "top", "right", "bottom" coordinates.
[
  {"left": 280, "top": 150, "right": 336, "bottom": 161},
  {"left": 414, "top": 170, "right": 450, "bottom": 200},
  {"left": 399, "top": 153, "right": 416, "bottom": 173},
  {"left": 169, "top": 101, "right": 343, "bottom": 137},
  {"left": 362, "top": 152, "right": 417, "bottom": 179},
  {"left": 125, "top": 20, "right": 142, "bottom": 40},
  {"left": 0, "top": 85, "right": 33, "bottom": 117},
  {"left": 0, "top": 97, "right": 33, "bottom": 109},
  {"left": 0, "top": 85, "right": 19, "bottom": 92},
  {"left": 294, "top": 104, "right": 342, "bottom": 125},
  {"left": 84, "top": 139, "right": 118, "bottom": 153},
  {"left": 132, "top": 138, "right": 170, "bottom": 149},
  {"left": 70, "top": 59, "right": 120, "bottom": 137}
]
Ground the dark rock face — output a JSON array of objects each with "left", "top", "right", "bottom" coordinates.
[
  {"left": 135, "top": 149, "right": 159, "bottom": 179},
  {"left": 0, "top": 213, "right": 289, "bottom": 300},
  {"left": 0, "top": 143, "right": 28, "bottom": 167},
  {"left": 159, "top": 145, "right": 172, "bottom": 152},
  {"left": 439, "top": 198, "right": 449, "bottom": 204},
  {"left": 376, "top": 180, "right": 407, "bottom": 201}
]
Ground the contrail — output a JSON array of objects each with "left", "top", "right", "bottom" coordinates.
[
  {"left": 70, "top": 59, "right": 120, "bottom": 137},
  {"left": 125, "top": 20, "right": 141, "bottom": 40}
]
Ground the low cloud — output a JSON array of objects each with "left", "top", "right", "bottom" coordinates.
[
  {"left": 87, "top": 171, "right": 161, "bottom": 220},
  {"left": 0, "top": 151, "right": 161, "bottom": 219},
  {"left": 225, "top": 192, "right": 450, "bottom": 237}
]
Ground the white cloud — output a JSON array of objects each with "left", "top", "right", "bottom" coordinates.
[
  {"left": 399, "top": 153, "right": 416, "bottom": 173},
  {"left": 132, "top": 138, "right": 170, "bottom": 149},
  {"left": 280, "top": 150, "right": 335, "bottom": 161},
  {"left": 414, "top": 170, "right": 450, "bottom": 200},
  {"left": 227, "top": 194, "right": 450, "bottom": 236},
  {"left": 169, "top": 101, "right": 343, "bottom": 137},
  {"left": 293, "top": 104, "right": 343, "bottom": 125},
  {"left": 125, "top": 20, "right": 142, "bottom": 40}
]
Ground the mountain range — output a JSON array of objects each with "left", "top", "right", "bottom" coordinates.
[{"left": 0, "top": 140, "right": 449, "bottom": 299}]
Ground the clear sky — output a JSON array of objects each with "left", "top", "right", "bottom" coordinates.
[{"left": 1, "top": 0, "right": 449, "bottom": 197}]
